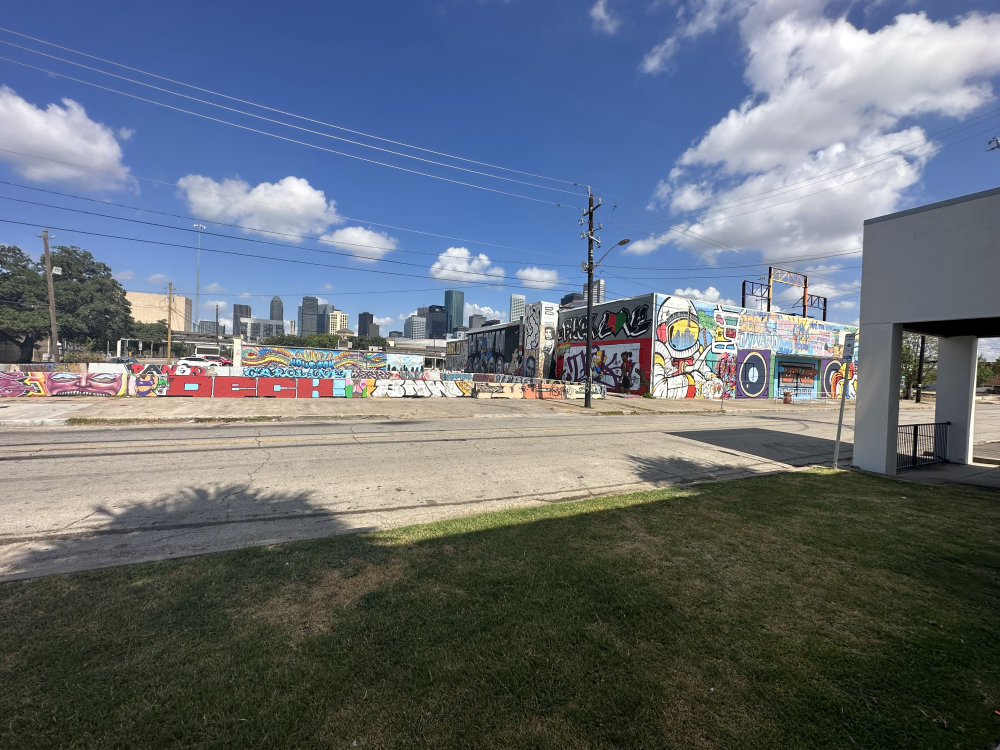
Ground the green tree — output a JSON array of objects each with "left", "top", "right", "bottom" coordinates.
[
  {"left": 977, "top": 355, "right": 1000, "bottom": 386},
  {"left": 50, "top": 246, "right": 133, "bottom": 347},
  {"left": 0, "top": 244, "right": 134, "bottom": 362},
  {"left": 900, "top": 333, "right": 937, "bottom": 399},
  {"left": 0, "top": 245, "right": 50, "bottom": 362}
]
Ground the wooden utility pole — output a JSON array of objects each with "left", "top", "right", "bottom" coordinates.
[
  {"left": 215, "top": 304, "right": 220, "bottom": 347},
  {"left": 40, "top": 229, "right": 60, "bottom": 364},
  {"left": 166, "top": 282, "right": 174, "bottom": 364}
]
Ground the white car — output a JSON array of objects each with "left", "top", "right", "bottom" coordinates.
[{"left": 176, "top": 356, "right": 214, "bottom": 366}]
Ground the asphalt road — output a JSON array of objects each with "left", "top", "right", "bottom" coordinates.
[{"left": 2, "top": 403, "right": 999, "bottom": 581}]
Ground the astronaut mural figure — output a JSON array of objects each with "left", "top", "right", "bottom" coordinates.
[{"left": 652, "top": 297, "right": 713, "bottom": 399}]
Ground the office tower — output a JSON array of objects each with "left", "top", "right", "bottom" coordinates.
[
  {"left": 444, "top": 290, "right": 464, "bottom": 333},
  {"left": 299, "top": 296, "right": 319, "bottom": 336},
  {"left": 368, "top": 323, "right": 380, "bottom": 338},
  {"left": 484, "top": 319, "right": 501, "bottom": 326},
  {"left": 561, "top": 291, "right": 585, "bottom": 308},
  {"left": 270, "top": 296, "right": 283, "bottom": 322},
  {"left": 426, "top": 304, "right": 447, "bottom": 338},
  {"left": 316, "top": 303, "right": 334, "bottom": 333},
  {"left": 583, "top": 279, "right": 605, "bottom": 304},
  {"left": 468, "top": 314, "right": 486, "bottom": 330},
  {"left": 510, "top": 294, "right": 525, "bottom": 323},
  {"left": 233, "top": 304, "right": 251, "bottom": 340},
  {"left": 388, "top": 330, "right": 403, "bottom": 338},
  {"left": 246, "top": 318, "right": 285, "bottom": 342},
  {"left": 404, "top": 315, "right": 426, "bottom": 339},
  {"left": 358, "top": 312, "right": 374, "bottom": 337},
  {"left": 327, "top": 309, "right": 350, "bottom": 333},
  {"left": 417, "top": 306, "right": 430, "bottom": 317},
  {"left": 197, "top": 319, "right": 224, "bottom": 335}
]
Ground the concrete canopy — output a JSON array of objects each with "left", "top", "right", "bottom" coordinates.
[{"left": 854, "top": 187, "right": 1000, "bottom": 474}]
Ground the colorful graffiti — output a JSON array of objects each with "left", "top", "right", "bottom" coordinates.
[
  {"left": 0, "top": 371, "right": 126, "bottom": 397},
  {"left": 522, "top": 302, "right": 558, "bottom": 379},
  {"left": 467, "top": 325, "right": 521, "bottom": 375},
  {"left": 472, "top": 380, "right": 603, "bottom": 400},
  {"left": 240, "top": 346, "right": 423, "bottom": 378}
]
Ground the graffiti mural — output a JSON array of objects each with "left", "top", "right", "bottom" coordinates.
[
  {"left": 467, "top": 324, "right": 521, "bottom": 375},
  {"left": 240, "top": 346, "right": 424, "bottom": 378},
  {"left": 0, "top": 371, "right": 125, "bottom": 397},
  {"left": 522, "top": 301, "right": 559, "bottom": 379},
  {"left": 445, "top": 339, "right": 468, "bottom": 372},
  {"left": 557, "top": 294, "right": 654, "bottom": 395}
]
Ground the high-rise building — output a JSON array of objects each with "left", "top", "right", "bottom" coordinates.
[
  {"left": 299, "top": 296, "right": 319, "bottom": 336},
  {"left": 444, "top": 290, "right": 464, "bottom": 333},
  {"left": 583, "top": 279, "right": 605, "bottom": 304},
  {"left": 426, "top": 304, "right": 447, "bottom": 338},
  {"left": 358, "top": 312, "right": 374, "bottom": 337},
  {"left": 197, "top": 320, "right": 225, "bottom": 335},
  {"left": 316, "top": 303, "right": 334, "bottom": 333},
  {"left": 510, "top": 294, "right": 526, "bottom": 323},
  {"left": 245, "top": 318, "right": 285, "bottom": 342},
  {"left": 468, "top": 314, "right": 486, "bottom": 330},
  {"left": 368, "top": 324, "right": 380, "bottom": 339},
  {"left": 388, "top": 330, "right": 403, "bottom": 339},
  {"left": 561, "top": 291, "right": 585, "bottom": 308},
  {"left": 327, "top": 309, "right": 350, "bottom": 334},
  {"left": 233, "top": 304, "right": 251, "bottom": 340},
  {"left": 270, "top": 296, "right": 284, "bottom": 322},
  {"left": 404, "top": 315, "right": 426, "bottom": 339}
]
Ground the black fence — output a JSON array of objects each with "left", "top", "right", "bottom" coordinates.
[{"left": 896, "top": 422, "right": 949, "bottom": 470}]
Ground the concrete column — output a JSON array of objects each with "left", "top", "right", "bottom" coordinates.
[
  {"left": 935, "top": 336, "right": 978, "bottom": 464},
  {"left": 853, "top": 322, "right": 902, "bottom": 474}
]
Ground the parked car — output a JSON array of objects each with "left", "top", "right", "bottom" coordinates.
[
  {"left": 108, "top": 356, "right": 138, "bottom": 364},
  {"left": 202, "top": 354, "right": 233, "bottom": 366},
  {"left": 176, "top": 356, "right": 214, "bottom": 366}
]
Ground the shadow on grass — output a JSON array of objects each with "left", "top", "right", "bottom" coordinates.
[
  {"left": 1, "top": 483, "right": 361, "bottom": 582},
  {"left": 1, "top": 471, "right": 999, "bottom": 749}
]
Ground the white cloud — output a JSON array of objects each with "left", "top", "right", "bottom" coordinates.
[
  {"left": 516, "top": 266, "right": 560, "bottom": 289},
  {"left": 625, "top": 233, "right": 672, "bottom": 256},
  {"left": 429, "top": 247, "right": 504, "bottom": 283},
  {"left": 117, "top": 127, "right": 135, "bottom": 141},
  {"left": 320, "top": 226, "right": 398, "bottom": 262},
  {"left": 980, "top": 338, "right": 1000, "bottom": 362},
  {"left": 203, "top": 299, "right": 228, "bottom": 311},
  {"left": 673, "top": 286, "right": 736, "bottom": 305},
  {"left": 238, "top": 291, "right": 253, "bottom": 298},
  {"left": 322, "top": 283, "right": 334, "bottom": 291},
  {"left": 202, "top": 282, "right": 224, "bottom": 293},
  {"left": 373, "top": 315, "right": 394, "bottom": 326},
  {"left": 464, "top": 302, "right": 506, "bottom": 322},
  {"left": 641, "top": 0, "right": 749, "bottom": 74},
  {"left": 146, "top": 273, "right": 168, "bottom": 285},
  {"left": 114, "top": 269, "right": 134, "bottom": 281},
  {"left": 0, "top": 86, "right": 131, "bottom": 190},
  {"left": 647, "top": 6, "right": 1000, "bottom": 262},
  {"left": 176, "top": 175, "right": 341, "bottom": 239},
  {"left": 590, "top": 0, "right": 621, "bottom": 34}
]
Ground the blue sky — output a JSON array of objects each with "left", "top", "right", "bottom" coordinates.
[{"left": 1, "top": 0, "right": 998, "bottom": 352}]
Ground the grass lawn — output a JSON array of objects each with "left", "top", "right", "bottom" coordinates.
[{"left": 2, "top": 469, "right": 999, "bottom": 749}]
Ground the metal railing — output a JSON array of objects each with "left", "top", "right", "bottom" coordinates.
[{"left": 896, "top": 422, "right": 949, "bottom": 470}]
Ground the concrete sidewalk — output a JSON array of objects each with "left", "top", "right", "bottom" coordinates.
[{"left": 0, "top": 392, "right": 857, "bottom": 426}]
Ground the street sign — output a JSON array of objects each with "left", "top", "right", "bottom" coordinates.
[{"left": 843, "top": 332, "right": 856, "bottom": 364}]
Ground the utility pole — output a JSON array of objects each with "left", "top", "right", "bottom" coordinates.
[
  {"left": 40, "top": 229, "right": 60, "bottom": 364},
  {"left": 193, "top": 224, "right": 205, "bottom": 324},
  {"left": 915, "top": 335, "right": 927, "bottom": 403},
  {"left": 581, "top": 190, "right": 601, "bottom": 409},
  {"left": 215, "top": 303, "right": 220, "bottom": 347},
  {"left": 166, "top": 282, "right": 174, "bottom": 364}
]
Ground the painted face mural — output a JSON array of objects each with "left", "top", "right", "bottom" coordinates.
[
  {"left": 652, "top": 298, "right": 712, "bottom": 399},
  {"left": 46, "top": 371, "right": 123, "bottom": 396},
  {"left": 0, "top": 372, "right": 38, "bottom": 397}
]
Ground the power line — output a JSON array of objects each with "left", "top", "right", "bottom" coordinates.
[
  {"left": 0, "top": 54, "right": 583, "bottom": 209},
  {"left": 0, "top": 25, "right": 583, "bottom": 188}
]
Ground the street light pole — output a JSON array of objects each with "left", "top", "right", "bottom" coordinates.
[
  {"left": 193, "top": 224, "right": 206, "bottom": 329},
  {"left": 39, "top": 229, "right": 61, "bottom": 364}
]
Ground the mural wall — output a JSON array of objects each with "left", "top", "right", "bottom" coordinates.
[
  {"left": 649, "top": 294, "right": 856, "bottom": 400},
  {"left": 466, "top": 324, "right": 521, "bottom": 375},
  {"left": 445, "top": 339, "right": 468, "bottom": 372},
  {"left": 522, "top": 301, "right": 559, "bottom": 380},
  {"left": 240, "top": 346, "right": 423, "bottom": 378},
  {"left": 556, "top": 294, "right": 654, "bottom": 395},
  {"left": 555, "top": 293, "right": 857, "bottom": 400}
]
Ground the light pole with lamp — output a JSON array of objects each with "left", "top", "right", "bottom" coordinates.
[
  {"left": 193, "top": 224, "right": 206, "bottom": 330},
  {"left": 582, "top": 225, "right": 630, "bottom": 408}
]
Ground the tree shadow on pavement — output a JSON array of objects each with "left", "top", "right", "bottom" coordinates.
[
  {"left": 667, "top": 427, "right": 850, "bottom": 466},
  {"left": 1, "top": 484, "right": 357, "bottom": 582},
  {"left": 626, "top": 453, "right": 787, "bottom": 486}
]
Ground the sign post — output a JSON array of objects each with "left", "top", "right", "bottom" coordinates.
[{"left": 833, "top": 331, "right": 856, "bottom": 468}]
